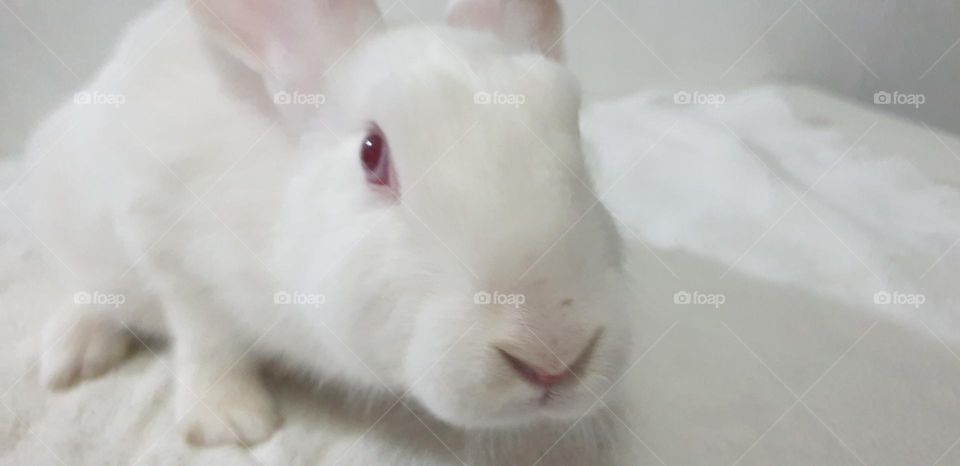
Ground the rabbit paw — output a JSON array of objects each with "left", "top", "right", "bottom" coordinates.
[
  {"left": 177, "top": 370, "right": 280, "bottom": 446},
  {"left": 40, "top": 312, "right": 132, "bottom": 390}
]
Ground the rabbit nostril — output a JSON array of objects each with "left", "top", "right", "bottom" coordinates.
[{"left": 497, "top": 349, "right": 569, "bottom": 388}]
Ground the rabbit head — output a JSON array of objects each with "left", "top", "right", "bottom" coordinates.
[{"left": 195, "top": 0, "right": 633, "bottom": 429}]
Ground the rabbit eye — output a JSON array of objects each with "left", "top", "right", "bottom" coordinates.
[{"left": 360, "top": 125, "right": 392, "bottom": 187}]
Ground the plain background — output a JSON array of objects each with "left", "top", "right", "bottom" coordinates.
[{"left": 2, "top": 0, "right": 960, "bottom": 157}]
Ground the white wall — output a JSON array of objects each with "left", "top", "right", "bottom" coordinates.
[
  {"left": 0, "top": 0, "right": 158, "bottom": 157},
  {"left": 2, "top": 0, "right": 959, "bottom": 157}
]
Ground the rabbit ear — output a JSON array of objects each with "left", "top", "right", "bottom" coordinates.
[
  {"left": 194, "top": 0, "right": 383, "bottom": 125},
  {"left": 447, "top": 0, "right": 565, "bottom": 61}
]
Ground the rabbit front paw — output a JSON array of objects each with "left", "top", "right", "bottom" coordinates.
[
  {"left": 176, "top": 366, "right": 281, "bottom": 446},
  {"left": 40, "top": 311, "right": 133, "bottom": 390}
]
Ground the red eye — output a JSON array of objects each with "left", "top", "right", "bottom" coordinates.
[{"left": 361, "top": 125, "right": 392, "bottom": 187}]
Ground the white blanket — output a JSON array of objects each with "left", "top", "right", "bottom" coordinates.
[{"left": 2, "top": 86, "right": 959, "bottom": 465}]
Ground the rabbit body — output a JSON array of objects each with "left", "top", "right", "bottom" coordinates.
[{"left": 24, "top": 1, "right": 633, "bottom": 463}]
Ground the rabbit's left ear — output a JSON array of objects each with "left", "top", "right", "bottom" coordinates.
[
  {"left": 447, "top": 0, "right": 565, "bottom": 61},
  {"left": 194, "top": 0, "right": 383, "bottom": 125}
]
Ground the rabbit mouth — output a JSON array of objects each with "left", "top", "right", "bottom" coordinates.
[
  {"left": 508, "top": 386, "right": 597, "bottom": 418},
  {"left": 538, "top": 390, "right": 554, "bottom": 406}
]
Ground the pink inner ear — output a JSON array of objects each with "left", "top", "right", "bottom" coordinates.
[
  {"left": 448, "top": 0, "right": 501, "bottom": 30},
  {"left": 447, "top": 0, "right": 565, "bottom": 61},
  {"left": 194, "top": 0, "right": 384, "bottom": 132},
  {"left": 197, "top": 0, "right": 384, "bottom": 71},
  {"left": 196, "top": 0, "right": 290, "bottom": 67}
]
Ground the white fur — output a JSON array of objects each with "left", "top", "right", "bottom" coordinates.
[{"left": 22, "top": 0, "right": 632, "bottom": 462}]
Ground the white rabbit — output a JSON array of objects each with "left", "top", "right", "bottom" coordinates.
[{"left": 22, "top": 0, "right": 634, "bottom": 461}]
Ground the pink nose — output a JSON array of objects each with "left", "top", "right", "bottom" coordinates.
[{"left": 498, "top": 349, "right": 570, "bottom": 388}]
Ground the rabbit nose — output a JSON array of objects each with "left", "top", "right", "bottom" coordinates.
[
  {"left": 496, "top": 329, "right": 603, "bottom": 388},
  {"left": 498, "top": 348, "right": 574, "bottom": 388}
]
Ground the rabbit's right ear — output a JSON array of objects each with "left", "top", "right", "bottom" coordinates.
[
  {"left": 194, "top": 0, "right": 382, "bottom": 123},
  {"left": 447, "top": 0, "right": 565, "bottom": 61}
]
